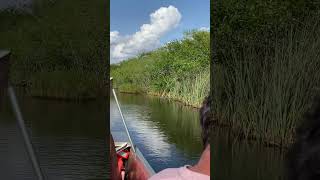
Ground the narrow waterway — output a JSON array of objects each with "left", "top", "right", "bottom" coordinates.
[
  {"left": 111, "top": 93, "right": 284, "bottom": 179},
  {"left": 110, "top": 93, "right": 203, "bottom": 173},
  {"left": 0, "top": 90, "right": 284, "bottom": 179}
]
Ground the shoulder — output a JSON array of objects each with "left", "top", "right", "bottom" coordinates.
[
  {"left": 149, "top": 168, "right": 181, "bottom": 180},
  {"left": 149, "top": 166, "right": 210, "bottom": 180}
]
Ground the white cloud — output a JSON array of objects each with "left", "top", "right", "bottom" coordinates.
[
  {"left": 199, "top": 27, "right": 210, "bottom": 32},
  {"left": 110, "top": 31, "right": 120, "bottom": 45},
  {"left": 110, "top": 6, "right": 182, "bottom": 64}
]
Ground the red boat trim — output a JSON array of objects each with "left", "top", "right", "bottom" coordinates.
[{"left": 115, "top": 143, "right": 155, "bottom": 180}]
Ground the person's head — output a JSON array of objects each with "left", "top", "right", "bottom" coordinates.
[
  {"left": 286, "top": 96, "right": 320, "bottom": 180},
  {"left": 199, "top": 95, "right": 215, "bottom": 149}
]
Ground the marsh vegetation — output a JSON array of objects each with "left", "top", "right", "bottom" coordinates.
[
  {"left": 0, "top": 0, "right": 107, "bottom": 99},
  {"left": 212, "top": 0, "right": 320, "bottom": 146},
  {"left": 111, "top": 31, "right": 210, "bottom": 108}
]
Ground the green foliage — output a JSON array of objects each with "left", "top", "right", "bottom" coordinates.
[
  {"left": 212, "top": 17, "right": 320, "bottom": 146},
  {"left": 29, "top": 70, "right": 101, "bottom": 99},
  {"left": 211, "top": 0, "right": 320, "bottom": 146},
  {"left": 111, "top": 56, "right": 153, "bottom": 93},
  {"left": 214, "top": 0, "right": 320, "bottom": 64},
  {"left": 166, "top": 69, "right": 210, "bottom": 107},
  {"left": 0, "top": 0, "right": 107, "bottom": 99},
  {"left": 216, "top": 0, "right": 320, "bottom": 37},
  {"left": 111, "top": 30, "right": 210, "bottom": 107}
]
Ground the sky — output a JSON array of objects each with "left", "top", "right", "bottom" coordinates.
[{"left": 110, "top": 0, "right": 210, "bottom": 64}]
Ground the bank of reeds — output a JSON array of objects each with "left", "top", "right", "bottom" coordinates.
[
  {"left": 165, "top": 69, "right": 210, "bottom": 107},
  {"left": 111, "top": 31, "right": 210, "bottom": 108},
  {"left": 29, "top": 70, "right": 102, "bottom": 100},
  {"left": 0, "top": 0, "right": 107, "bottom": 99},
  {"left": 212, "top": 18, "right": 320, "bottom": 146}
]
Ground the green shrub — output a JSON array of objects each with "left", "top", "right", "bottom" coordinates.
[
  {"left": 0, "top": 0, "right": 107, "bottom": 99},
  {"left": 111, "top": 30, "right": 210, "bottom": 107},
  {"left": 29, "top": 70, "right": 101, "bottom": 99}
]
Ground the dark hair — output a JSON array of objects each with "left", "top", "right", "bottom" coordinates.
[
  {"left": 286, "top": 97, "right": 320, "bottom": 180},
  {"left": 199, "top": 95, "right": 215, "bottom": 148}
]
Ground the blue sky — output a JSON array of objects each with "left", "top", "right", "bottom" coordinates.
[{"left": 110, "top": 0, "right": 210, "bottom": 63}]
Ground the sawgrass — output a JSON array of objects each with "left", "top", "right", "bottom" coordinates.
[{"left": 212, "top": 18, "right": 320, "bottom": 146}]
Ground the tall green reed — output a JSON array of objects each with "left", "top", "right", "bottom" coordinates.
[
  {"left": 212, "top": 18, "right": 320, "bottom": 146},
  {"left": 165, "top": 69, "right": 210, "bottom": 107}
]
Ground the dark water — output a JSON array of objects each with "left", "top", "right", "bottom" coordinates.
[
  {"left": 0, "top": 90, "right": 284, "bottom": 179},
  {"left": 0, "top": 91, "right": 108, "bottom": 180},
  {"left": 111, "top": 93, "right": 284, "bottom": 179},
  {"left": 212, "top": 128, "right": 285, "bottom": 180}
]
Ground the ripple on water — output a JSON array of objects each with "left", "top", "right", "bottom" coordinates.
[
  {"left": 0, "top": 95, "right": 108, "bottom": 180},
  {"left": 110, "top": 94, "right": 203, "bottom": 173}
]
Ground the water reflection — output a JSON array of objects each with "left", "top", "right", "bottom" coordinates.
[
  {"left": 212, "top": 127, "right": 284, "bottom": 180},
  {"left": 111, "top": 93, "right": 284, "bottom": 179},
  {"left": 110, "top": 93, "right": 203, "bottom": 172},
  {"left": 0, "top": 92, "right": 108, "bottom": 179}
]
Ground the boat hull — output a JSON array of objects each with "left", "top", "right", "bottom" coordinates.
[
  {"left": 126, "top": 149, "right": 154, "bottom": 180},
  {"left": 112, "top": 140, "right": 155, "bottom": 180}
]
